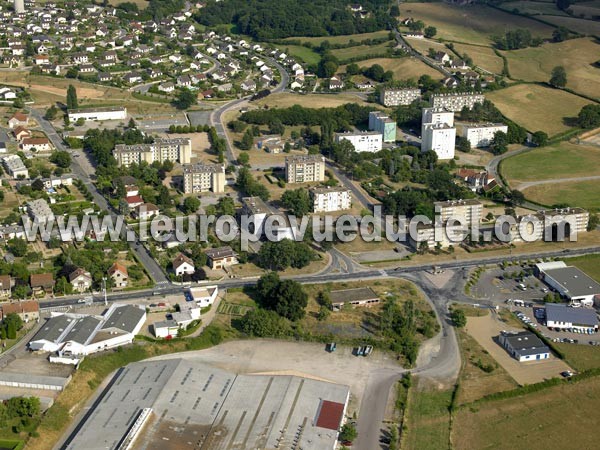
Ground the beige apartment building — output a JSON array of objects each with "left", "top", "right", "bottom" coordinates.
[
  {"left": 285, "top": 154, "right": 325, "bottom": 183},
  {"left": 434, "top": 199, "right": 483, "bottom": 227},
  {"left": 310, "top": 187, "right": 352, "bottom": 213},
  {"left": 114, "top": 138, "right": 192, "bottom": 167},
  {"left": 379, "top": 88, "right": 422, "bottom": 107},
  {"left": 430, "top": 93, "right": 485, "bottom": 112},
  {"left": 182, "top": 163, "right": 226, "bottom": 194}
]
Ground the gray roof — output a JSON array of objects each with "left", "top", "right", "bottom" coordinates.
[
  {"left": 101, "top": 305, "right": 145, "bottom": 333},
  {"left": 543, "top": 266, "right": 600, "bottom": 298},
  {"left": 32, "top": 315, "right": 74, "bottom": 343},
  {"left": 501, "top": 331, "right": 549, "bottom": 356},
  {"left": 545, "top": 303, "right": 598, "bottom": 327},
  {"left": 63, "top": 316, "right": 101, "bottom": 345},
  {"left": 154, "top": 319, "right": 179, "bottom": 329},
  {"left": 330, "top": 287, "right": 379, "bottom": 304}
]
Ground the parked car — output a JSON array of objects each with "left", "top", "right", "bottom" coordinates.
[{"left": 327, "top": 342, "right": 337, "bottom": 353}]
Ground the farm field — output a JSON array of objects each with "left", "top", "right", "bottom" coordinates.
[
  {"left": 451, "top": 43, "right": 505, "bottom": 74},
  {"left": 501, "top": 142, "right": 600, "bottom": 183},
  {"left": 522, "top": 180, "right": 600, "bottom": 211},
  {"left": 487, "top": 84, "right": 592, "bottom": 135},
  {"left": 253, "top": 92, "right": 369, "bottom": 108},
  {"left": 109, "top": 0, "right": 148, "bottom": 7},
  {"left": 282, "top": 30, "right": 391, "bottom": 45},
  {"left": 570, "top": 0, "right": 600, "bottom": 19},
  {"left": 499, "top": 1, "right": 567, "bottom": 15},
  {"left": 282, "top": 45, "right": 321, "bottom": 65},
  {"left": 399, "top": 3, "right": 554, "bottom": 45},
  {"left": 453, "top": 376, "right": 600, "bottom": 450},
  {"left": 405, "top": 37, "right": 448, "bottom": 57},
  {"left": 403, "top": 387, "right": 453, "bottom": 450},
  {"left": 502, "top": 38, "right": 600, "bottom": 100},
  {"left": 341, "top": 57, "right": 442, "bottom": 80},
  {"left": 330, "top": 41, "right": 393, "bottom": 62},
  {"left": 541, "top": 15, "right": 600, "bottom": 35},
  {"left": 555, "top": 338, "right": 600, "bottom": 371}
]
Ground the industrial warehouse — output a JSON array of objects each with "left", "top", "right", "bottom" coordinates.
[{"left": 63, "top": 358, "right": 350, "bottom": 450}]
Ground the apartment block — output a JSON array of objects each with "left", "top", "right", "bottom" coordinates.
[
  {"left": 510, "top": 207, "right": 589, "bottom": 243},
  {"left": 114, "top": 138, "right": 192, "bottom": 167},
  {"left": 421, "top": 108, "right": 456, "bottom": 160},
  {"left": 368, "top": 111, "right": 397, "bottom": 143},
  {"left": 335, "top": 131, "right": 383, "bottom": 153},
  {"left": 379, "top": 88, "right": 421, "bottom": 107},
  {"left": 459, "top": 123, "right": 508, "bottom": 148},
  {"left": 310, "top": 187, "right": 352, "bottom": 213},
  {"left": 285, "top": 155, "right": 325, "bottom": 184},
  {"left": 430, "top": 93, "right": 485, "bottom": 112},
  {"left": 27, "top": 198, "right": 55, "bottom": 224},
  {"left": 434, "top": 199, "right": 483, "bottom": 227},
  {"left": 182, "top": 163, "right": 225, "bottom": 194}
]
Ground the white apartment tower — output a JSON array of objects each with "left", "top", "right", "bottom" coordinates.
[
  {"left": 14, "top": 0, "right": 25, "bottom": 14},
  {"left": 421, "top": 108, "right": 456, "bottom": 159},
  {"left": 285, "top": 155, "right": 325, "bottom": 184},
  {"left": 310, "top": 187, "right": 352, "bottom": 212},
  {"left": 182, "top": 163, "right": 226, "bottom": 194},
  {"left": 335, "top": 131, "right": 383, "bottom": 153}
]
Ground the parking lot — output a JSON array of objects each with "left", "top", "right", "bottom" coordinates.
[{"left": 472, "top": 267, "right": 548, "bottom": 303}]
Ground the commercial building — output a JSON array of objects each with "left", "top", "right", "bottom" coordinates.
[
  {"left": 459, "top": 123, "right": 508, "bottom": 148},
  {"left": 67, "top": 106, "right": 127, "bottom": 122},
  {"left": 28, "top": 304, "right": 146, "bottom": 357},
  {"left": 153, "top": 319, "right": 179, "bottom": 338},
  {"left": 310, "top": 186, "right": 352, "bottom": 213},
  {"left": 63, "top": 358, "right": 350, "bottom": 450},
  {"left": 330, "top": 287, "right": 380, "bottom": 310},
  {"left": 498, "top": 331, "right": 550, "bottom": 362},
  {"left": 430, "top": 92, "right": 485, "bottom": 112},
  {"left": 368, "top": 111, "right": 397, "bottom": 143},
  {"left": 2, "top": 154, "right": 28, "bottom": 178},
  {"left": 285, "top": 154, "right": 325, "bottom": 184},
  {"left": 114, "top": 137, "right": 192, "bottom": 167},
  {"left": 335, "top": 131, "right": 383, "bottom": 153},
  {"left": 182, "top": 162, "right": 225, "bottom": 193},
  {"left": 536, "top": 261, "right": 600, "bottom": 306},
  {"left": 421, "top": 108, "right": 456, "bottom": 159},
  {"left": 545, "top": 303, "right": 598, "bottom": 332},
  {"left": 379, "top": 88, "right": 421, "bottom": 107},
  {"left": 26, "top": 198, "right": 55, "bottom": 224}
]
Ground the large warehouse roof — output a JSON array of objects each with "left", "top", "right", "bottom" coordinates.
[
  {"left": 546, "top": 303, "right": 598, "bottom": 327},
  {"left": 543, "top": 266, "right": 600, "bottom": 298}
]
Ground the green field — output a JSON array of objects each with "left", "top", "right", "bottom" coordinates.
[
  {"left": 522, "top": 180, "right": 600, "bottom": 211},
  {"left": 403, "top": 387, "right": 453, "bottom": 450},
  {"left": 565, "top": 254, "right": 600, "bottom": 285},
  {"left": 502, "top": 142, "right": 600, "bottom": 183},
  {"left": 282, "top": 45, "right": 321, "bottom": 65},
  {"left": 282, "top": 30, "right": 391, "bottom": 45},
  {"left": 452, "top": 43, "right": 505, "bottom": 74},
  {"left": 500, "top": 1, "right": 568, "bottom": 15},
  {"left": 453, "top": 376, "right": 600, "bottom": 450},
  {"left": 341, "top": 57, "right": 442, "bottom": 80},
  {"left": 502, "top": 38, "right": 600, "bottom": 100},
  {"left": 400, "top": 3, "right": 554, "bottom": 45},
  {"left": 330, "top": 41, "right": 393, "bottom": 62},
  {"left": 541, "top": 15, "right": 600, "bottom": 35},
  {"left": 487, "top": 84, "right": 593, "bottom": 135}
]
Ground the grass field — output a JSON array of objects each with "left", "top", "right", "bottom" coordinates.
[
  {"left": 253, "top": 92, "right": 369, "bottom": 108},
  {"left": 403, "top": 387, "right": 453, "bottom": 450},
  {"left": 451, "top": 43, "right": 505, "bottom": 74},
  {"left": 399, "top": 3, "right": 554, "bottom": 45},
  {"left": 555, "top": 340, "right": 600, "bottom": 371},
  {"left": 487, "top": 84, "right": 593, "bottom": 135},
  {"left": 502, "top": 38, "right": 600, "bottom": 100},
  {"left": 282, "top": 30, "right": 391, "bottom": 45},
  {"left": 502, "top": 142, "right": 600, "bottom": 183},
  {"left": 282, "top": 45, "right": 321, "bottom": 65},
  {"left": 453, "top": 376, "right": 600, "bottom": 450},
  {"left": 541, "top": 15, "right": 600, "bottom": 35},
  {"left": 405, "top": 38, "right": 448, "bottom": 57},
  {"left": 109, "top": 0, "right": 148, "bottom": 7},
  {"left": 570, "top": 1, "right": 600, "bottom": 19},
  {"left": 522, "top": 180, "right": 600, "bottom": 210},
  {"left": 341, "top": 57, "right": 442, "bottom": 80},
  {"left": 330, "top": 41, "right": 393, "bottom": 61},
  {"left": 500, "top": 1, "right": 567, "bottom": 15}
]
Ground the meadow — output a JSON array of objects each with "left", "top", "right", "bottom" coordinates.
[
  {"left": 487, "top": 84, "right": 592, "bottom": 135},
  {"left": 541, "top": 15, "right": 600, "bottom": 35},
  {"left": 451, "top": 43, "right": 505, "bottom": 74},
  {"left": 403, "top": 388, "right": 453, "bottom": 450},
  {"left": 282, "top": 30, "right": 391, "bottom": 46},
  {"left": 330, "top": 41, "right": 393, "bottom": 62},
  {"left": 282, "top": 45, "right": 321, "bottom": 65},
  {"left": 502, "top": 38, "right": 600, "bottom": 100},
  {"left": 341, "top": 57, "right": 441, "bottom": 80},
  {"left": 522, "top": 180, "right": 600, "bottom": 211},
  {"left": 499, "top": 1, "right": 568, "bottom": 15}
]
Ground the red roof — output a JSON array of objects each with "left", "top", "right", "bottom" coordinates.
[
  {"left": 126, "top": 195, "right": 143, "bottom": 205},
  {"left": 315, "top": 400, "right": 345, "bottom": 431}
]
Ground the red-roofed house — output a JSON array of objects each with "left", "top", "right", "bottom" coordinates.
[
  {"left": 0, "top": 300, "right": 39, "bottom": 322},
  {"left": 0, "top": 275, "right": 12, "bottom": 298},
  {"left": 8, "top": 112, "right": 29, "bottom": 129},
  {"left": 108, "top": 262, "right": 128, "bottom": 288},
  {"left": 125, "top": 195, "right": 144, "bottom": 209},
  {"left": 172, "top": 253, "right": 195, "bottom": 276}
]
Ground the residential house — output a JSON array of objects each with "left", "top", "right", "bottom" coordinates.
[
  {"left": 8, "top": 112, "right": 29, "bottom": 129},
  {"left": 0, "top": 275, "right": 12, "bottom": 298},
  {"left": 108, "top": 262, "right": 128, "bottom": 288},
  {"left": 172, "top": 253, "right": 195, "bottom": 277},
  {"left": 68, "top": 268, "right": 92, "bottom": 293},
  {"left": 0, "top": 300, "right": 39, "bottom": 323},
  {"left": 21, "top": 137, "right": 52, "bottom": 152},
  {"left": 205, "top": 247, "right": 238, "bottom": 270},
  {"left": 13, "top": 126, "right": 31, "bottom": 141},
  {"left": 30, "top": 273, "right": 55, "bottom": 296},
  {"left": 134, "top": 203, "right": 159, "bottom": 220}
]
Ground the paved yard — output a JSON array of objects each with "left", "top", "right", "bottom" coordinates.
[{"left": 466, "top": 312, "right": 572, "bottom": 385}]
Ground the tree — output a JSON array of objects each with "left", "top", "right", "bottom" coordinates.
[
  {"left": 49, "top": 150, "right": 71, "bottom": 168},
  {"left": 549, "top": 65, "right": 567, "bottom": 88},
  {"left": 271, "top": 279, "right": 308, "bottom": 321},
  {"left": 238, "top": 129, "right": 254, "bottom": 150},
  {"left": 450, "top": 309, "right": 467, "bottom": 328},
  {"left": 346, "top": 63, "right": 360, "bottom": 75},
  {"left": 239, "top": 308, "right": 290, "bottom": 337},
  {"left": 281, "top": 188, "right": 311, "bottom": 217},
  {"left": 216, "top": 196, "right": 235, "bottom": 216},
  {"left": 173, "top": 88, "right": 197, "bottom": 109},
  {"left": 339, "top": 423, "right": 358, "bottom": 443},
  {"left": 256, "top": 271, "right": 281, "bottom": 300},
  {"left": 556, "top": 0, "right": 571, "bottom": 11},
  {"left": 510, "top": 189, "right": 525, "bottom": 206},
  {"left": 268, "top": 119, "right": 285, "bottom": 135},
  {"left": 577, "top": 104, "right": 600, "bottom": 129},
  {"left": 31, "top": 178, "right": 45, "bottom": 191},
  {"left": 66, "top": 84, "right": 78, "bottom": 109},
  {"left": 587, "top": 213, "right": 599, "bottom": 231},
  {"left": 531, "top": 131, "right": 548, "bottom": 147},
  {"left": 237, "top": 152, "right": 250, "bottom": 166},
  {"left": 7, "top": 238, "right": 28, "bottom": 257},
  {"left": 44, "top": 105, "right": 58, "bottom": 121},
  {"left": 490, "top": 130, "right": 509, "bottom": 155},
  {"left": 424, "top": 26, "right": 437, "bottom": 38},
  {"left": 456, "top": 136, "right": 471, "bottom": 153},
  {"left": 182, "top": 196, "right": 200, "bottom": 214},
  {"left": 552, "top": 26, "right": 569, "bottom": 43}
]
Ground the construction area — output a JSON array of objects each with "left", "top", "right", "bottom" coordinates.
[{"left": 62, "top": 357, "right": 350, "bottom": 450}]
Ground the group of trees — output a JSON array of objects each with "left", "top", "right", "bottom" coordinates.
[
  {"left": 493, "top": 29, "right": 542, "bottom": 50},
  {"left": 549, "top": 65, "right": 567, "bottom": 88},
  {"left": 236, "top": 167, "right": 270, "bottom": 201},
  {"left": 172, "top": 88, "right": 197, "bottom": 110},
  {"left": 577, "top": 104, "right": 600, "bottom": 129},
  {"left": 66, "top": 84, "right": 78, "bottom": 110},
  {"left": 0, "top": 313, "right": 23, "bottom": 340},
  {"left": 254, "top": 272, "right": 308, "bottom": 321},
  {"left": 256, "top": 239, "right": 317, "bottom": 271},
  {"left": 0, "top": 396, "right": 40, "bottom": 433},
  {"left": 281, "top": 188, "right": 312, "bottom": 217}
]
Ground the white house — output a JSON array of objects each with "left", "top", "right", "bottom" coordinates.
[
  {"left": 188, "top": 286, "right": 218, "bottom": 308},
  {"left": 173, "top": 253, "right": 195, "bottom": 277}
]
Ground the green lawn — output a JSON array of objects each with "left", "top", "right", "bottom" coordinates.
[
  {"left": 522, "top": 180, "right": 600, "bottom": 211},
  {"left": 403, "top": 387, "right": 453, "bottom": 450},
  {"left": 330, "top": 41, "right": 393, "bottom": 62},
  {"left": 565, "top": 254, "right": 600, "bottom": 284},
  {"left": 282, "top": 30, "right": 390, "bottom": 45},
  {"left": 282, "top": 45, "right": 321, "bottom": 65},
  {"left": 502, "top": 142, "right": 600, "bottom": 184},
  {"left": 555, "top": 341, "right": 600, "bottom": 372}
]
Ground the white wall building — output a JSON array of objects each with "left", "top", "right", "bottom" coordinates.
[
  {"left": 182, "top": 163, "right": 225, "bottom": 194},
  {"left": 114, "top": 138, "right": 192, "bottom": 167},
  {"left": 430, "top": 93, "right": 485, "bottom": 112},
  {"left": 310, "top": 187, "right": 352, "bottom": 213},
  {"left": 68, "top": 106, "right": 127, "bottom": 122},
  {"left": 285, "top": 155, "right": 325, "bottom": 184},
  {"left": 379, "top": 88, "right": 421, "bottom": 107},
  {"left": 188, "top": 286, "right": 219, "bottom": 307},
  {"left": 545, "top": 303, "right": 598, "bottom": 332},
  {"left": 2, "top": 154, "right": 28, "bottom": 178},
  {"left": 335, "top": 131, "right": 382, "bottom": 153},
  {"left": 421, "top": 108, "right": 456, "bottom": 159},
  {"left": 459, "top": 123, "right": 508, "bottom": 148}
]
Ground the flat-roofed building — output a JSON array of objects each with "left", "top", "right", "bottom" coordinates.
[
  {"left": 188, "top": 285, "right": 219, "bottom": 307},
  {"left": 114, "top": 137, "right": 192, "bottom": 167},
  {"left": 421, "top": 108, "right": 456, "bottom": 159},
  {"left": 310, "top": 186, "right": 352, "bottom": 212},
  {"left": 26, "top": 198, "right": 55, "bottom": 224},
  {"left": 510, "top": 207, "right": 589, "bottom": 243},
  {"left": 459, "top": 122, "right": 508, "bottom": 148},
  {"left": 368, "top": 111, "right": 396, "bottom": 143},
  {"left": 434, "top": 199, "right": 483, "bottom": 227},
  {"left": 2, "top": 154, "right": 28, "bottom": 178},
  {"left": 335, "top": 131, "right": 383, "bottom": 153},
  {"left": 380, "top": 88, "right": 421, "bottom": 107},
  {"left": 67, "top": 106, "right": 127, "bottom": 122},
  {"left": 499, "top": 331, "right": 550, "bottom": 362},
  {"left": 285, "top": 154, "right": 325, "bottom": 183},
  {"left": 545, "top": 303, "right": 598, "bottom": 331},
  {"left": 536, "top": 262, "right": 600, "bottom": 306},
  {"left": 430, "top": 92, "right": 484, "bottom": 112},
  {"left": 408, "top": 222, "right": 469, "bottom": 250},
  {"left": 330, "top": 287, "right": 380, "bottom": 310},
  {"left": 182, "top": 162, "right": 225, "bottom": 193}
]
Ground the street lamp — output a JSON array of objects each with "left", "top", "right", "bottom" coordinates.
[{"left": 102, "top": 277, "right": 107, "bottom": 306}]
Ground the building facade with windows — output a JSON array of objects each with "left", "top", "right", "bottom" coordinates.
[
  {"left": 285, "top": 155, "right": 325, "bottom": 184},
  {"left": 310, "top": 187, "right": 352, "bottom": 213},
  {"left": 379, "top": 88, "right": 421, "bottom": 107},
  {"left": 182, "top": 163, "right": 225, "bottom": 193},
  {"left": 334, "top": 131, "right": 383, "bottom": 153}
]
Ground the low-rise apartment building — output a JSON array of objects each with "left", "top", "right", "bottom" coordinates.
[
  {"left": 430, "top": 92, "right": 485, "bottom": 111},
  {"left": 368, "top": 111, "right": 396, "bottom": 143},
  {"left": 334, "top": 131, "right": 383, "bottom": 153},
  {"left": 2, "top": 154, "right": 28, "bottom": 178},
  {"left": 26, "top": 198, "right": 55, "bottom": 224},
  {"left": 310, "top": 187, "right": 352, "bottom": 213},
  {"left": 459, "top": 123, "right": 508, "bottom": 148},
  {"left": 182, "top": 163, "right": 225, "bottom": 194},
  {"left": 379, "top": 88, "right": 421, "bottom": 107},
  {"left": 285, "top": 155, "right": 325, "bottom": 184},
  {"left": 114, "top": 138, "right": 192, "bottom": 167}
]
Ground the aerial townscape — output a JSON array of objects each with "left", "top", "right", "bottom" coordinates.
[{"left": 0, "top": 0, "right": 599, "bottom": 449}]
